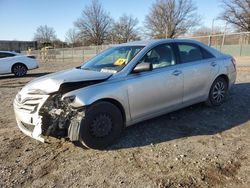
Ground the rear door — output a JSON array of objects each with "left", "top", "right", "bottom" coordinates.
[
  {"left": 0, "top": 52, "right": 16, "bottom": 74},
  {"left": 175, "top": 43, "right": 219, "bottom": 104},
  {"left": 127, "top": 43, "right": 183, "bottom": 121}
]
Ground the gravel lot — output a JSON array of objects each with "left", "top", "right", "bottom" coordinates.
[{"left": 0, "top": 59, "right": 249, "bottom": 188}]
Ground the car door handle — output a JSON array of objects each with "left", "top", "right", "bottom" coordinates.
[
  {"left": 211, "top": 62, "right": 217, "bottom": 67},
  {"left": 172, "top": 70, "right": 182, "bottom": 76}
]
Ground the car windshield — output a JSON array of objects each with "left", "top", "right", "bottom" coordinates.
[{"left": 81, "top": 46, "right": 144, "bottom": 73}]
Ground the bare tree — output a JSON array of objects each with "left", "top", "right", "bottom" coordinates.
[
  {"left": 65, "top": 28, "right": 80, "bottom": 47},
  {"left": 219, "top": 0, "right": 250, "bottom": 31},
  {"left": 112, "top": 14, "right": 140, "bottom": 43},
  {"left": 145, "top": 0, "right": 200, "bottom": 39},
  {"left": 74, "top": 0, "right": 112, "bottom": 45},
  {"left": 33, "top": 25, "right": 57, "bottom": 44}
]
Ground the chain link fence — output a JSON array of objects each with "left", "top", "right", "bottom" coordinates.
[
  {"left": 184, "top": 32, "right": 250, "bottom": 56},
  {"left": 23, "top": 32, "right": 250, "bottom": 63},
  {"left": 24, "top": 45, "right": 111, "bottom": 63}
]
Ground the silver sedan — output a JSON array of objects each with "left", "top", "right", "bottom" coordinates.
[{"left": 14, "top": 39, "right": 236, "bottom": 149}]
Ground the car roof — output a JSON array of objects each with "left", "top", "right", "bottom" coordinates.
[
  {"left": 117, "top": 38, "right": 223, "bottom": 57},
  {"left": 117, "top": 38, "right": 211, "bottom": 48}
]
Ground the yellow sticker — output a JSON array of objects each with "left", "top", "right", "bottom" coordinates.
[{"left": 114, "top": 58, "right": 127, "bottom": 66}]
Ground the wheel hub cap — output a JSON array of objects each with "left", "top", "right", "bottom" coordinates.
[
  {"left": 212, "top": 81, "right": 225, "bottom": 103},
  {"left": 90, "top": 114, "right": 112, "bottom": 137},
  {"left": 14, "top": 65, "right": 26, "bottom": 76}
]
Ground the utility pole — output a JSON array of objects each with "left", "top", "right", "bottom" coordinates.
[{"left": 222, "top": 22, "right": 228, "bottom": 48}]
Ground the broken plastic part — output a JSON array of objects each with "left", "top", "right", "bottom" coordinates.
[{"left": 68, "top": 110, "right": 85, "bottom": 141}]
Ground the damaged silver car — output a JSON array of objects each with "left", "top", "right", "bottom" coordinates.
[{"left": 14, "top": 39, "right": 236, "bottom": 149}]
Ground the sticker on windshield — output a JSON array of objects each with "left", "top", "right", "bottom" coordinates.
[
  {"left": 114, "top": 58, "right": 127, "bottom": 66},
  {"left": 100, "top": 69, "right": 117, "bottom": 74}
]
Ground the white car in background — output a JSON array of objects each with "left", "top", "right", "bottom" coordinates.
[{"left": 0, "top": 51, "right": 39, "bottom": 77}]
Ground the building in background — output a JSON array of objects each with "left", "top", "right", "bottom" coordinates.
[{"left": 0, "top": 40, "right": 37, "bottom": 52}]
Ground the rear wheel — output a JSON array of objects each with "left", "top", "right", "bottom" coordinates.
[
  {"left": 12, "top": 64, "right": 27, "bottom": 77},
  {"left": 78, "top": 101, "right": 123, "bottom": 149},
  {"left": 206, "top": 77, "right": 228, "bottom": 106}
]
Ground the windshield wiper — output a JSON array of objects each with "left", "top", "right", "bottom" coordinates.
[{"left": 81, "top": 67, "right": 95, "bottom": 71}]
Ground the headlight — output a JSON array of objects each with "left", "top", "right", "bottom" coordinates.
[{"left": 63, "top": 95, "right": 76, "bottom": 103}]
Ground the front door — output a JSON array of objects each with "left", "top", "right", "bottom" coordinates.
[{"left": 127, "top": 43, "right": 183, "bottom": 121}]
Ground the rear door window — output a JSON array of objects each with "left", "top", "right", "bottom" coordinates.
[
  {"left": 201, "top": 48, "right": 215, "bottom": 59},
  {"left": 177, "top": 44, "right": 203, "bottom": 63}
]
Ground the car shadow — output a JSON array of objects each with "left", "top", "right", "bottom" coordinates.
[
  {"left": 109, "top": 83, "right": 250, "bottom": 150},
  {"left": 0, "top": 72, "right": 52, "bottom": 80}
]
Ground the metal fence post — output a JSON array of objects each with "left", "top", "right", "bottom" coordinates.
[
  {"left": 82, "top": 48, "right": 85, "bottom": 63},
  {"left": 62, "top": 48, "right": 64, "bottom": 63},
  {"left": 72, "top": 47, "right": 73, "bottom": 62},
  {"left": 240, "top": 33, "right": 243, "bottom": 56},
  {"left": 221, "top": 33, "right": 226, "bottom": 51},
  {"left": 208, "top": 35, "right": 211, "bottom": 46}
]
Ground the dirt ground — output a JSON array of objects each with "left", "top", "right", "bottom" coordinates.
[{"left": 0, "top": 59, "right": 249, "bottom": 188}]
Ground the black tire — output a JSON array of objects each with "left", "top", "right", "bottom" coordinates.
[
  {"left": 206, "top": 77, "right": 228, "bottom": 106},
  {"left": 78, "top": 101, "right": 123, "bottom": 149},
  {"left": 12, "top": 63, "right": 27, "bottom": 77}
]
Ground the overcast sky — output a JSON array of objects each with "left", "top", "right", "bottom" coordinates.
[{"left": 0, "top": 0, "right": 225, "bottom": 41}]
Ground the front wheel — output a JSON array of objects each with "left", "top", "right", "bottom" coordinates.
[
  {"left": 206, "top": 77, "right": 228, "bottom": 106},
  {"left": 78, "top": 101, "right": 123, "bottom": 149}
]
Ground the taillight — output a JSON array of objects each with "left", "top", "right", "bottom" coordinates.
[{"left": 231, "top": 58, "right": 236, "bottom": 70}]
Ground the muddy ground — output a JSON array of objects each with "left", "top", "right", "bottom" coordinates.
[{"left": 0, "top": 59, "right": 249, "bottom": 188}]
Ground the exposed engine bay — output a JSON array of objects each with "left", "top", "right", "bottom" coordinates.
[
  {"left": 39, "top": 94, "right": 84, "bottom": 141},
  {"left": 33, "top": 77, "right": 110, "bottom": 141}
]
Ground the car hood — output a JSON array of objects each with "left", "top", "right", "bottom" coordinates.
[{"left": 21, "top": 68, "right": 112, "bottom": 94}]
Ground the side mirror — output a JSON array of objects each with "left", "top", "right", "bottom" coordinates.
[{"left": 133, "top": 62, "right": 153, "bottom": 73}]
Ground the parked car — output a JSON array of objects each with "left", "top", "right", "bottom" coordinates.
[
  {"left": 0, "top": 51, "right": 39, "bottom": 76},
  {"left": 13, "top": 39, "right": 236, "bottom": 149}
]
